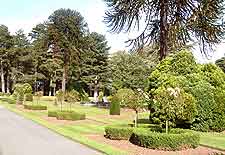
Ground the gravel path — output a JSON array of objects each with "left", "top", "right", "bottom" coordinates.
[{"left": 0, "top": 105, "right": 101, "bottom": 155}]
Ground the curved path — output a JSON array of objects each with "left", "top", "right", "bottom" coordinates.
[{"left": 0, "top": 106, "right": 101, "bottom": 155}]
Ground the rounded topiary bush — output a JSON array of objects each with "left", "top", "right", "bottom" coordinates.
[
  {"left": 56, "top": 111, "right": 85, "bottom": 121},
  {"left": 24, "top": 104, "right": 47, "bottom": 110},
  {"left": 105, "top": 125, "right": 134, "bottom": 140},
  {"left": 130, "top": 128, "right": 200, "bottom": 150}
]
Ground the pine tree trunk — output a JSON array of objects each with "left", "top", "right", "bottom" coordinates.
[
  {"left": 49, "top": 79, "right": 52, "bottom": 96},
  {"left": 53, "top": 86, "right": 56, "bottom": 96},
  {"left": 159, "top": 0, "right": 168, "bottom": 60},
  {"left": 94, "top": 85, "right": 98, "bottom": 103},
  {"left": 6, "top": 74, "right": 10, "bottom": 93},
  {"left": 62, "top": 66, "right": 66, "bottom": 93},
  {"left": 35, "top": 65, "right": 38, "bottom": 92},
  {"left": 1, "top": 61, "right": 5, "bottom": 93}
]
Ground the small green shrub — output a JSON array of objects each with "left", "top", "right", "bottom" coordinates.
[
  {"left": 110, "top": 102, "right": 120, "bottom": 115},
  {"left": 110, "top": 95, "right": 120, "bottom": 115},
  {"left": 25, "top": 93, "right": 33, "bottom": 101},
  {"left": 48, "top": 110, "right": 58, "bottom": 117},
  {"left": 24, "top": 104, "right": 47, "bottom": 110},
  {"left": 130, "top": 128, "right": 200, "bottom": 151},
  {"left": 56, "top": 111, "right": 85, "bottom": 121},
  {"left": 98, "top": 91, "right": 104, "bottom": 102},
  {"left": 105, "top": 125, "right": 134, "bottom": 140}
]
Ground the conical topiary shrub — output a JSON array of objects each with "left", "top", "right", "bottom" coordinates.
[{"left": 110, "top": 95, "right": 120, "bottom": 115}]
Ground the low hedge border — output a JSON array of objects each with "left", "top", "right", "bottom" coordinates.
[
  {"left": 51, "top": 111, "right": 86, "bottom": 121},
  {"left": 0, "top": 98, "right": 16, "bottom": 104},
  {"left": 48, "top": 110, "right": 58, "bottom": 117},
  {"left": 24, "top": 104, "right": 47, "bottom": 110},
  {"left": 105, "top": 125, "right": 134, "bottom": 140},
  {"left": 130, "top": 128, "right": 200, "bottom": 151}
]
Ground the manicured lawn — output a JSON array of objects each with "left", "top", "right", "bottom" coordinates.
[
  {"left": 0, "top": 98, "right": 136, "bottom": 155},
  {"left": 200, "top": 132, "right": 225, "bottom": 150},
  {"left": 1, "top": 96, "right": 225, "bottom": 154}
]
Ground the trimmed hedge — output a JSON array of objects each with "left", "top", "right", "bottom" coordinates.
[
  {"left": 48, "top": 110, "right": 58, "bottom": 117},
  {"left": 56, "top": 111, "right": 85, "bottom": 121},
  {"left": 105, "top": 125, "right": 134, "bottom": 140},
  {"left": 24, "top": 104, "right": 47, "bottom": 110},
  {"left": 0, "top": 97, "right": 16, "bottom": 104},
  {"left": 130, "top": 128, "right": 200, "bottom": 150}
]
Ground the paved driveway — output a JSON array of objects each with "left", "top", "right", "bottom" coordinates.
[{"left": 0, "top": 106, "right": 101, "bottom": 155}]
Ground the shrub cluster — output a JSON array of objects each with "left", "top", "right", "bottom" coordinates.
[
  {"left": 130, "top": 128, "right": 200, "bottom": 151},
  {"left": 105, "top": 125, "right": 134, "bottom": 140},
  {"left": 24, "top": 104, "right": 47, "bottom": 110},
  {"left": 48, "top": 110, "right": 85, "bottom": 121},
  {"left": 149, "top": 50, "right": 225, "bottom": 132}
]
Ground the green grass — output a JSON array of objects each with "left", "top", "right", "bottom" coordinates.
[
  {"left": 199, "top": 132, "right": 225, "bottom": 151},
  {"left": 0, "top": 101, "right": 127, "bottom": 155},
  {"left": 2, "top": 97, "right": 225, "bottom": 153}
]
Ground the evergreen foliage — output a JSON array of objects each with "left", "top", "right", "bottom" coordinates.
[
  {"left": 104, "top": 0, "right": 225, "bottom": 60},
  {"left": 149, "top": 50, "right": 225, "bottom": 131}
]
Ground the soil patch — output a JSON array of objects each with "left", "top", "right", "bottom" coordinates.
[{"left": 86, "top": 134, "right": 225, "bottom": 155}]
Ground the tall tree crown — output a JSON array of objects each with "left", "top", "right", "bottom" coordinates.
[{"left": 104, "top": 0, "right": 225, "bottom": 60}]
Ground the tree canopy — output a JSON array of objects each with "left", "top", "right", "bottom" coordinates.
[
  {"left": 149, "top": 50, "right": 225, "bottom": 131},
  {"left": 104, "top": 0, "right": 225, "bottom": 60}
]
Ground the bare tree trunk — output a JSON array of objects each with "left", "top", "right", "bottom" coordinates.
[
  {"left": 159, "top": 0, "right": 168, "bottom": 60},
  {"left": 49, "top": 89, "right": 52, "bottom": 96},
  {"left": 134, "top": 110, "right": 138, "bottom": 128},
  {"left": 62, "top": 66, "right": 66, "bottom": 92},
  {"left": 6, "top": 74, "right": 10, "bottom": 93},
  {"left": 35, "top": 65, "right": 37, "bottom": 92},
  {"left": 53, "top": 86, "right": 56, "bottom": 96},
  {"left": 49, "top": 79, "right": 52, "bottom": 96},
  {"left": 94, "top": 84, "right": 98, "bottom": 103},
  {"left": 166, "top": 120, "right": 169, "bottom": 134},
  {"left": 1, "top": 61, "right": 5, "bottom": 93}
]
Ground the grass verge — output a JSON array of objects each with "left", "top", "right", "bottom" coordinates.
[{"left": 0, "top": 102, "right": 127, "bottom": 155}]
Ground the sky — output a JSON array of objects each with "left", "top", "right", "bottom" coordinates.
[{"left": 0, "top": 0, "right": 225, "bottom": 63}]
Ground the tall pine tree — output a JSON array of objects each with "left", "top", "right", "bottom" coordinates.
[{"left": 104, "top": 0, "right": 225, "bottom": 60}]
